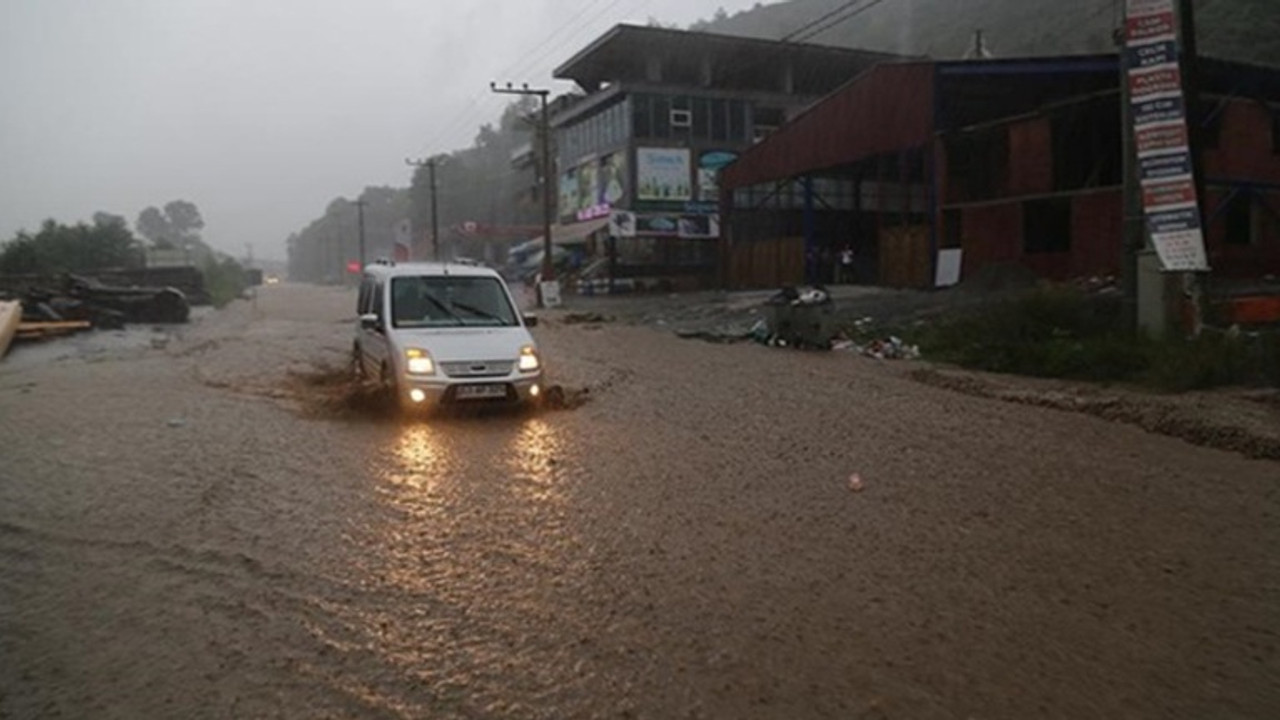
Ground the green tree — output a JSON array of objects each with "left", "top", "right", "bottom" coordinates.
[
  {"left": 136, "top": 206, "right": 172, "bottom": 245},
  {"left": 135, "top": 200, "right": 206, "bottom": 250},
  {"left": 0, "top": 217, "right": 142, "bottom": 274}
]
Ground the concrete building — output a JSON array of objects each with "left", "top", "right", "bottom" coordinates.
[{"left": 548, "top": 24, "right": 901, "bottom": 290}]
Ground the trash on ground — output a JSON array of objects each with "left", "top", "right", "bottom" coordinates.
[
  {"left": 562, "top": 312, "right": 613, "bottom": 325},
  {"left": 848, "top": 473, "right": 865, "bottom": 493},
  {"left": 758, "top": 285, "right": 838, "bottom": 350}
]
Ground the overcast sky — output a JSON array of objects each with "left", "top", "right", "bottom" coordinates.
[{"left": 0, "top": 0, "right": 764, "bottom": 260}]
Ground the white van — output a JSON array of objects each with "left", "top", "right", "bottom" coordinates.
[{"left": 354, "top": 261, "right": 543, "bottom": 411}]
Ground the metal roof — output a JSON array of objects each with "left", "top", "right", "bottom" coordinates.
[{"left": 554, "top": 23, "right": 906, "bottom": 90}]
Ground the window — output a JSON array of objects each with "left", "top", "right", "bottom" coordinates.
[
  {"left": 728, "top": 100, "right": 746, "bottom": 142},
  {"left": 390, "top": 276, "right": 518, "bottom": 328},
  {"left": 692, "top": 97, "right": 710, "bottom": 139},
  {"left": 942, "top": 209, "right": 963, "bottom": 249},
  {"left": 372, "top": 281, "right": 385, "bottom": 322},
  {"left": 1023, "top": 198, "right": 1072, "bottom": 254},
  {"left": 1224, "top": 194, "right": 1254, "bottom": 246},
  {"left": 711, "top": 99, "right": 728, "bottom": 142},
  {"left": 1271, "top": 108, "right": 1280, "bottom": 154},
  {"left": 358, "top": 278, "right": 373, "bottom": 314},
  {"left": 653, "top": 96, "right": 670, "bottom": 138},
  {"left": 948, "top": 128, "right": 1010, "bottom": 202},
  {"left": 633, "top": 95, "right": 652, "bottom": 138}
]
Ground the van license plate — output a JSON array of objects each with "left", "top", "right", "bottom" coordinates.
[{"left": 456, "top": 384, "right": 507, "bottom": 400}]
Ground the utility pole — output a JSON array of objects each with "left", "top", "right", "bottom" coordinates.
[
  {"left": 1116, "top": 25, "right": 1143, "bottom": 333},
  {"left": 353, "top": 199, "right": 367, "bottom": 270},
  {"left": 406, "top": 157, "right": 442, "bottom": 261},
  {"left": 1178, "top": 0, "right": 1208, "bottom": 335},
  {"left": 491, "top": 81, "right": 556, "bottom": 304}
]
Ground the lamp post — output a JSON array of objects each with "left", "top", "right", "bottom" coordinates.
[{"left": 491, "top": 81, "right": 556, "bottom": 305}]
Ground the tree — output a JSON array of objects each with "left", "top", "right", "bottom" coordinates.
[
  {"left": 136, "top": 206, "right": 171, "bottom": 245},
  {"left": 0, "top": 217, "right": 142, "bottom": 274},
  {"left": 135, "top": 200, "right": 205, "bottom": 249},
  {"left": 93, "top": 211, "right": 128, "bottom": 229},
  {"left": 164, "top": 200, "right": 205, "bottom": 245}
]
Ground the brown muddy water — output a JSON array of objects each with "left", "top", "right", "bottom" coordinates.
[{"left": 2, "top": 284, "right": 1277, "bottom": 719}]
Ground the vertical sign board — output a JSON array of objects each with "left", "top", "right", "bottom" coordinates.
[{"left": 1126, "top": 0, "right": 1209, "bottom": 271}]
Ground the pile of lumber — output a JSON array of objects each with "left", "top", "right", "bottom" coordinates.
[
  {"left": 14, "top": 320, "right": 93, "bottom": 342},
  {"left": 0, "top": 300, "right": 19, "bottom": 358}
]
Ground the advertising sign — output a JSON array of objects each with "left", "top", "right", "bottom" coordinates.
[
  {"left": 678, "top": 214, "right": 721, "bottom": 239},
  {"left": 1125, "top": 0, "right": 1208, "bottom": 271},
  {"left": 600, "top": 152, "right": 626, "bottom": 205},
  {"left": 697, "top": 150, "right": 739, "bottom": 202},
  {"left": 558, "top": 171, "right": 576, "bottom": 220},
  {"left": 636, "top": 148, "right": 692, "bottom": 202}
]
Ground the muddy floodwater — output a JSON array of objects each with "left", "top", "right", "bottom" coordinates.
[{"left": 2, "top": 284, "right": 1278, "bottom": 719}]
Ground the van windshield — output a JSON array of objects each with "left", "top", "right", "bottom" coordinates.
[{"left": 391, "top": 276, "right": 519, "bottom": 328}]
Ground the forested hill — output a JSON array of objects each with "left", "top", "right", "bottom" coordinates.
[{"left": 696, "top": 0, "right": 1280, "bottom": 67}]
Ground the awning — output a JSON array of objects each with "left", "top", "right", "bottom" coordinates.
[{"left": 527, "top": 216, "right": 611, "bottom": 247}]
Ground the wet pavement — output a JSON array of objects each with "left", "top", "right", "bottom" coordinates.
[{"left": 2, "top": 283, "right": 1278, "bottom": 719}]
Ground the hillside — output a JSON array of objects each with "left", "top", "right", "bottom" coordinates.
[{"left": 700, "top": 0, "right": 1280, "bottom": 68}]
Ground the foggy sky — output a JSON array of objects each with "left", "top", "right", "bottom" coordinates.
[{"left": 0, "top": 0, "right": 762, "bottom": 260}]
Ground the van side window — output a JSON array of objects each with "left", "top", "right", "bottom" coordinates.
[
  {"left": 372, "top": 281, "right": 385, "bottom": 323},
  {"left": 357, "top": 278, "right": 373, "bottom": 314}
]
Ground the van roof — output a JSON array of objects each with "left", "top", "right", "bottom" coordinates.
[{"left": 362, "top": 261, "right": 500, "bottom": 280}]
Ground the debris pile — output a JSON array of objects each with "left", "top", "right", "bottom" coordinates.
[
  {"left": 0, "top": 272, "right": 190, "bottom": 357},
  {"left": 755, "top": 285, "right": 837, "bottom": 349}
]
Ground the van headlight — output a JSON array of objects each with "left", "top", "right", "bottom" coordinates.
[
  {"left": 518, "top": 345, "right": 540, "bottom": 372},
  {"left": 404, "top": 348, "right": 435, "bottom": 375}
]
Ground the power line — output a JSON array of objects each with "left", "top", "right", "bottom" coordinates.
[
  {"left": 415, "top": 0, "right": 636, "bottom": 158},
  {"left": 790, "top": 0, "right": 893, "bottom": 45}
]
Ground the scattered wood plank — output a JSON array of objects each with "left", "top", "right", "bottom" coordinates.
[{"left": 13, "top": 320, "right": 93, "bottom": 344}]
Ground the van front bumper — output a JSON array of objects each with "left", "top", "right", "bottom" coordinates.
[{"left": 399, "top": 372, "right": 543, "bottom": 407}]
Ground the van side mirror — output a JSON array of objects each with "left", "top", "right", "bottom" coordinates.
[
  {"left": 359, "top": 313, "right": 381, "bottom": 331},
  {"left": 522, "top": 313, "right": 538, "bottom": 327}
]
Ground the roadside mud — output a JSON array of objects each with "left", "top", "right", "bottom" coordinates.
[{"left": 909, "top": 367, "right": 1280, "bottom": 461}]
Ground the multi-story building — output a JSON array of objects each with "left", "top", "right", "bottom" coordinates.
[{"left": 549, "top": 24, "right": 901, "bottom": 290}]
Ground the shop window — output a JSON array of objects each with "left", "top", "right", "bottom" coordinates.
[{"left": 1023, "top": 198, "right": 1072, "bottom": 254}]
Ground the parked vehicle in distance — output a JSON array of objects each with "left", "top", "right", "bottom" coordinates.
[{"left": 354, "top": 260, "right": 542, "bottom": 412}]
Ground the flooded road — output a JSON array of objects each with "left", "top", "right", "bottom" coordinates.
[{"left": 2, "top": 283, "right": 1278, "bottom": 719}]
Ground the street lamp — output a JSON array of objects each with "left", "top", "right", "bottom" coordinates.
[{"left": 491, "top": 80, "right": 556, "bottom": 305}]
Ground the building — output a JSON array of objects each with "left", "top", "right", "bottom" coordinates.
[
  {"left": 720, "top": 54, "right": 1280, "bottom": 289},
  {"left": 548, "top": 24, "right": 903, "bottom": 290}
]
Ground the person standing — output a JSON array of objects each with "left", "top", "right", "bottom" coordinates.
[{"left": 839, "top": 245, "right": 855, "bottom": 284}]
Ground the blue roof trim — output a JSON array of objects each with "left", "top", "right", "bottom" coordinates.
[{"left": 938, "top": 58, "right": 1118, "bottom": 76}]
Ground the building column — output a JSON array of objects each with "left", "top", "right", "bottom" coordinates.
[{"left": 803, "top": 175, "right": 816, "bottom": 285}]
